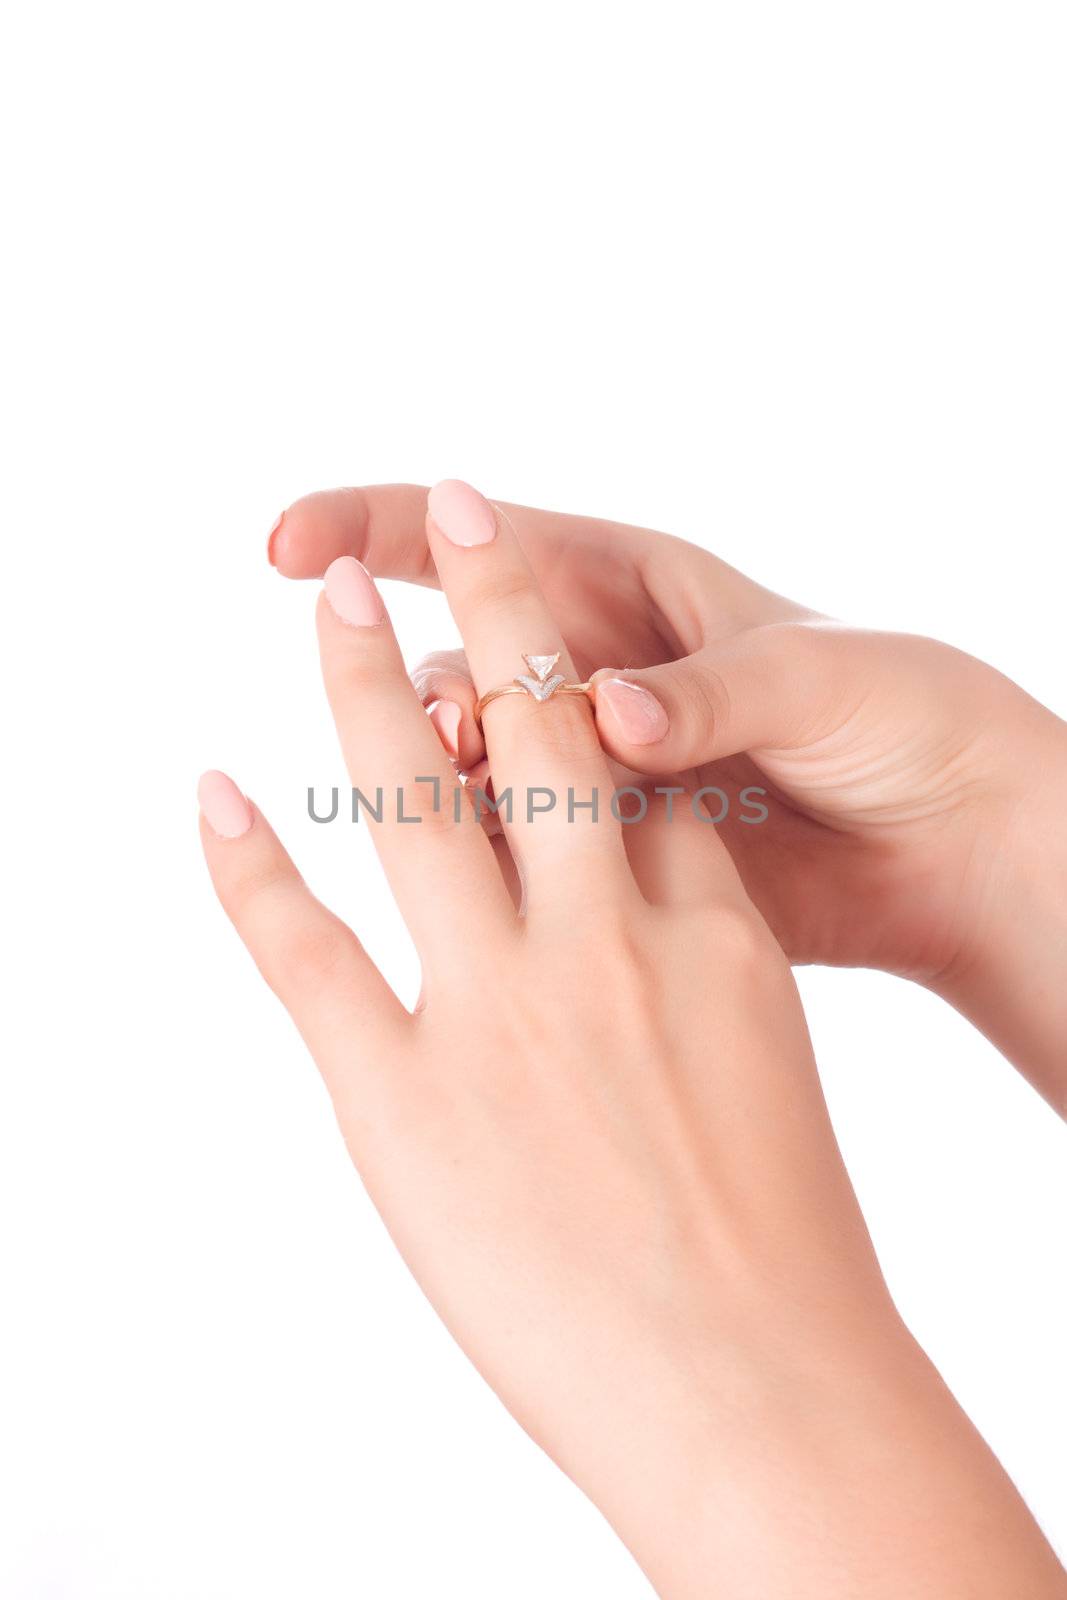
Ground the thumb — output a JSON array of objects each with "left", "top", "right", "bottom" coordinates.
[{"left": 591, "top": 622, "right": 860, "bottom": 774}]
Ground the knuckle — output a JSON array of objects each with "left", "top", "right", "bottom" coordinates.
[
  {"left": 411, "top": 649, "right": 471, "bottom": 702},
  {"left": 593, "top": 925, "right": 672, "bottom": 1041},
  {"left": 603, "top": 919, "right": 653, "bottom": 983},
  {"left": 226, "top": 864, "right": 357, "bottom": 998},
  {"left": 409, "top": 668, "right": 444, "bottom": 706},
  {"left": 332, "top": 649, "right": 397, "bottom": 700},
  {"left": 411, "top": 669, "right": 472, "bottom": 709},
  {"left": 275, "top": 915, "right": 353, "bottom": 993},
  {"left": 528, "top": 907, "right": 654, "bottom": 1007},
  {"left": 392, "top": 779, "right": 457, "bottom": 834},
  {"left": 685, "top": 661, "right": 731, "bottom": 741},
  {"left": 321, "top": 659, "right": 399, "bottom": 730},
  {"left": 226, "top": 858, "right": 293, "bottom": 920},
  {"left": 463, "top": 567, "right": 537, "bottom": 619}
]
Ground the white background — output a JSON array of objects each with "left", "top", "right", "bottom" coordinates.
[{"left": 2, "top": 3, "right": 1065, "bottom": 1595}]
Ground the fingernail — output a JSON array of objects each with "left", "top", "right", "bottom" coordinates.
[
  {"left": 427, "top": 479, "right": 497, "bottom": 547},
  {"left": 267, "top": 510, "right": 284, "bottom": 567},
  {"left": 323, "top": 555, "right": 384, "bottom": 626},
  {"left": 596, "top": 678, "right": 670, "bottom": 744},
  {"left": 198, "top": 770, "right": 253, "bottom": 839},
  {"left": 428, "top": 699, "right": 462, "bottom": 758}
]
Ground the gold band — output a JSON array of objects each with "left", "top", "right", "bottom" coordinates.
[{"left": 474, "top": 680, "right": 595, "bottom": 726}]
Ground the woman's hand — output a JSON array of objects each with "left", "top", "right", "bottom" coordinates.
[
  {"left": 203, "top": 483, "right": 1065, "bottom": 1597},
  {"left": 269, "top": 484, "right": 1067, "bottom": 1110}
]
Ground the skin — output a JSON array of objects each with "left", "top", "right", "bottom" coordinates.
[
  {"left": 201, "top": 486, "right": 1067, "bottom": 1596},
  {"left": 270, "top": 484, "right": 1067, "bottom": 1114}
]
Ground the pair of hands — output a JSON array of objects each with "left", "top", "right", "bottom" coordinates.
[
  {"left": 200, "top": 480, "right": 1067, "bottom": 1597},
  {"left": 272, "top": 479, "right": 1067, "bottom": 1110}
]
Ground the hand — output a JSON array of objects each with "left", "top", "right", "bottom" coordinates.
[
  {"left": 269, "top": 483, "right": 1067, "bottom": 1109},
  {"left": 204, "top": 482, "right": 1065, "bottom": 1597}
]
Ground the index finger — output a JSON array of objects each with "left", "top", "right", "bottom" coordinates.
[
  {"left": 269, "top": 484, "right": 440, "bottom": 583},
  {"left": 267, "top": 483, "right": 633, "bottom": 586}
]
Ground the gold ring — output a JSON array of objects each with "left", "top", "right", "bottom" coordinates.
[{"left": 474, "top": 653, "right": 596, "bottom": 727}]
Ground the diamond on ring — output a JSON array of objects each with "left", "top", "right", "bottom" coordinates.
[{"left": 514, "top": 652, "right": 565, "bottom": 702}]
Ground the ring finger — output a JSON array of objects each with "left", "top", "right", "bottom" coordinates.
[{"left": 424, "top": 480, "right": 630, "bottom": 913}]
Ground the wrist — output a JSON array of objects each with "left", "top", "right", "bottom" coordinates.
[
  {"left": 929, "top": 716, "right": 1067, "bottom": 1112},
  {"left": 608, "top": 1314, "right": 1065, "bottom": 1599}
]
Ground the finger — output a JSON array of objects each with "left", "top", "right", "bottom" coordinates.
[
  {"left": 413, "top": 653, "right": 640, "bottom": 857},
  {"left": 197, "top": 771, "right": 406, "bottom": 1073},
  {"left": 316, "top": 557, "right": 514, "bottom": 969},
  {"left": 268, "top": 483, "right": 635, "bottom": 589},
  {"left": 268, "top": 486, "right": 813, "bottom": 669},
  {"left": 269, "top": 485, "right": 439, "bottom": 583},
  {"left": 269, "top": 485, "right": 663, "bottom": 684},
  {"left": 424, "top": 479, "right": 630, "bottom": 905},
  {"left": 590, "top": 622, "right": 863, "bottom": 776},
  {"left": 618, "top": 781, "right": 748, "bottom": 910},
  {"left": 410, "top": 649, "right": 485, "bottom": 770}
]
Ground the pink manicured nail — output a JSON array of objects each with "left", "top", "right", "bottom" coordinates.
[
  {"left": 323, "top": 555, "right": 384, "bottom": 626},
  {"left": 267, "top": 510, "right": 284, "bottom": 567},
  {"left": 428, "top": 699, "right": 462, "bottom": 758},
  {"left": 198, "top": 770, "right": 253, "bottom": 839},
  {"left": 596, "top": 678, "right": 670, "bottom": 744},
  {"left": 427, "top": 479, "right": 497, "bottom": 547}
]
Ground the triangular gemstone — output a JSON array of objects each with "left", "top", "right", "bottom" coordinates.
[{"left": 522, "top": 652, "right": 561, "bottom": 683}]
